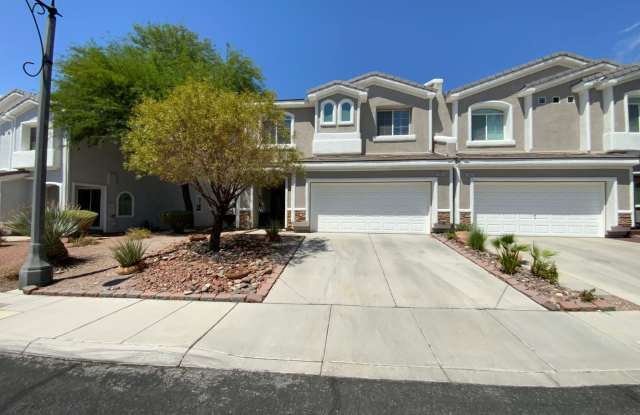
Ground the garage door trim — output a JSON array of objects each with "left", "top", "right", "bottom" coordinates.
[
  {"left": 307, "top": 177, "right": 439, "bottom": 233},
  {"left": 470, "top": 177, "right": 617, "bottom": 237}
]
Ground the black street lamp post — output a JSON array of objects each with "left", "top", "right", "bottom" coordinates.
[{"left": 19, "top": 0, "right": 61, "bottom": 288}]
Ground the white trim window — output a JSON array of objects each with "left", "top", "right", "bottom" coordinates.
[
  {"left": 275, "top": 112, "right": 294, "bottom": 145},
  {"left": 467, "top": 101, "right": 514, "bottom": 147},
  {"left": 338, "top": 99, "right": 354, "bottom": 125},
  {"left": 320, "top": 100, "right": 336, "bottom": 125},
  {"left": 116, "top": 191, "right": 134, "bottom": 217},
  {"left": 626, "top": 93, "right": 640, "bottom": 133},
  {"left": 377, "top": 109, "right": 410, "bottom": 136}
]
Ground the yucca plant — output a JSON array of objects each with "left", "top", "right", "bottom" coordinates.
[
  {"left": 6, "top": 205, "right": 79, "bottom": 260},
  {"left": 467, "top": 226, "right": 488, "bottom": 251},
  {"left": 111, "top": 239, "right": 147, "bottom": 268},
  {"left": 491, "top": 234, "right": 529, "bottom": 275},
  {"left": 530, "top": 243, "right": 559, "bottom": 284}
]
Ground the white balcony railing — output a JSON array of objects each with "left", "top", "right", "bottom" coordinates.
[
  {"left": 604, "top": 132, "right": 640, "bottom": 152},
  {"left": 312, "top": 132, "right": 361, "bottom": 155},
  {"left": 11, "top": 148, "right": 61, "bottom": 169}
]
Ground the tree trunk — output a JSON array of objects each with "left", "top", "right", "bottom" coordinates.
[
  {"left": 181, "top": 184, "right": 194, "bottom": 226},
  {"left": 209, "top": 212, "right": 223, "bottom": 252}
]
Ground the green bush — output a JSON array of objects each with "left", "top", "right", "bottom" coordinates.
[
  {"left": 491, "top": 234, "right": 528, "bottom": 275},
  {"left": 529, "top": 243, "right": 559, "bottom": 284},
  {"left": 445, "top": 230, "right": 457, "bottom": 240},
  {"left": 126, "top": 227, "right": 152, "bottom": 240},
  {"left": 6, "top": 205, "right": 79, "bottom": 260},
  {"left": 455, "top": 223, "right": 471, "bottom": 232},
  {"left": 111, "top": 239, "right": 147, "bottom": 267},
  {"left": 67, "top": 209, "right": 98, "bottom": 235},
  {"left": 265, "top": 222, "right": 281, "bottom": 242},
  {"left": 160, "top": 211, "right": 193, "bottom": 233},
  {"left": 467, "top": 227, "right": 488, "bottom": 251},
  {"left": 580, "top": 288, "right": 596, "bottom": 303}
]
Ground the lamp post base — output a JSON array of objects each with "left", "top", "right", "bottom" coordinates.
[{"left": 19, "top": 242, "right": 53, "bottom": 288}]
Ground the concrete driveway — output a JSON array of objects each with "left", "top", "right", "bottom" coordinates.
[
  {"left": 265, "top": 233, "right": 541, "bottom": 309},
  {"left": 513, "top": 237, "right": 640, "bottom": 304}
]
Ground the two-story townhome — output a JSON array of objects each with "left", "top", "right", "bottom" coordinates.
[
  {"left": 0, "top": 89, "right": 193, "bottom": 232},
  {"left": 240, "top": 52, "right": 639, "bottom": 238}
]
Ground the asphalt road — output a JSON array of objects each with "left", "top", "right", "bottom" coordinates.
[{"left": 1, "top": 353, "right": 639, "bottom": 414}]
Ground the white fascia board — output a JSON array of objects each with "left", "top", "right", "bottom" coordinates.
[
  {"left": 4, "top": 99, "right": 38, "bottom": 117},
  {"left": 352, "top": 77, "right": 435, "bottom": 99},
  {"left": 307, "top": 85, "right": 368, "bottom": 103},
  {"left": 303, "top": 160, "right": 454, "bottom": 172},
  {"left": 276, "top": 100, "right": 313, "bottom": 108},
  {"left": 434, "top": 135, "right": 457, "bottom": 144},
  {"left": 458, "top": 158, "right": 639, "bottom": 169},
  {"left": 447, "top": 56, "right": 589, "bottom": 102},
  {"left": 596, "top": 71, "right": 640, "bottom": 90}
]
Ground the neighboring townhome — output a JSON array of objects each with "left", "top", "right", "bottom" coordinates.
[
  {"left": 0, "top": 89, "right": 191, "bottom": 232},
  {"left": 242, "top": 52, "right": 639, "bottom": 237}
]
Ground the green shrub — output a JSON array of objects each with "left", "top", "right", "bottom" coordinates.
[
  {"left": 111, "top": 239, "right": 147, "bottom": 267},
  {"left": 126, "top": 227, "right": 152, "bottom": 240},
  {"left": 491, "top": 234, "right": 528, "bottom": 275},
  {"left": 580, "top": 288, "right": 596, "bottom": 303},
  {"left": 160, "top": 211, "right": 193, "bottom": 233},
  {"left": 445, "top": 230, "right": 457, "bottom": 240},
  {"left": 70, "top": 234, "right": 99, "bottom": 247},
  {"left": 467, "top": 227, "right": 488, "bottom": 251},
  {"left": 67, "top": 209, "right": 98, "bottom": 235},
  {"left": 6, "top": 205, "right": 79, "bottom": 260},
  {"left": 455, "top": 223, "right": 471, "bottom": 232},
  {"left": 265, "top": 222, "right": 281, "bottom": 242},
  {"left": 529, "top": 243, "right": 559, "bottom": 284}
]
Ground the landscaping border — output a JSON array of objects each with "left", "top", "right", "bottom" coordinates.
[
  {"left": 27, "top": 235, "right": 305, "bottom": 303},
  {"left": 433, "top": 234, "right": 639, "bottom": 312}
]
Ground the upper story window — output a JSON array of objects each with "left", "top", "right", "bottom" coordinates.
[
  {"left": 467, "top": 101, "right": 513, "bottom": 146},
  {"left": 116, "top": 192, "right": 134, "bottom": 217},
  {"left": 627, "top": 96, "right": 640, "bottom": 132},
  {"left": 377, "top": 110, "right": 410, "bottom": 136},
  {"left": 471, "top": 109, "right": 504, "bottom": 141},
  {"left": 29, "top": 127, "right": 37, "bottom": 150},
  {"left": 276, "top": 113, "right": 294, "bottom": 145},
  {"left": 338, "top": 99, "right": 354, "bottom": 125},
  {"left": 320, "top": 100, "right": 336, "bottom": 125}
]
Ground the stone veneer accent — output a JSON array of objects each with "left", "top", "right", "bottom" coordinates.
[
  {"left": 286, "top": 210, "right": 307, "bottom": 230},
  {"left": 238, "top": 211, "right": 251, "bottom": 229},
  {"left": 618, "top": 212, "right": 632, "bottom": 227},
  {"left": 460, "top": 211, "right": 471, "bottom": 225},
  {"left": 437, "top": 211, "right": 450, "bottom": 225}
]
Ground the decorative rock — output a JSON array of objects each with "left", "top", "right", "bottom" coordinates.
[
  {"left": 183, "top": 290, "right": 194, "bottom": 295},
  {"left": 226, "top": 270, "right": 251, "bottom": 280},
  {"left": 22, "top": 285, "right": 38, "bottom": 295}
]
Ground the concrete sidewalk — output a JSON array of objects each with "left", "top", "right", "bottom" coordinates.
[{"left": 1, "top": 291, "right": 640, "bottom": 388}]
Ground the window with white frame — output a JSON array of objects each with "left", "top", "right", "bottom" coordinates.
[
  {"left": 376, "top": 109, "right": 410, "bottom": 136},
  {"left": 275, "top": 113, "right": 294, "bottom": 145},
  {"left": 320, "top": 100, "right": 336, "bottom": 125},
  {"left": 537, "top": 96, "right": 547, "bottom": 105},
  {"left": 471, "top": 108, "right": 504, "bottom": 141},
  {"left": 627, "top": 95, "right": 640, "bottom": 132},
  {"left": 28, "top": 127, "right": 37, "bottom": 150},
  {"left": 116, "top": 192, "right": 134, "bottom": 217},
  {"left": 338, "top": 99, "right": 354, "bottom": 125}
]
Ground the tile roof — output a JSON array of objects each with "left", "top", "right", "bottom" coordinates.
[
  {"left": 303, "top": 153, "right": 449, "bottom": 162},
  {"left": 457, "top": 151, "right": 639, "bottom": 160},
  {"left": 307, "top": 80, "right": 367, "bottom": 95},
  {"left": 583, "top": 63, "right": 640, "bottom": 82},
  {"left": 447, "top": 52, "right": 594, "bottom": 95},
  {"left": 522, "top": 60, "right": 619, "bottom": 90},
  {"left": 348, "top": 71, "right": 436, "bottom": 92}
]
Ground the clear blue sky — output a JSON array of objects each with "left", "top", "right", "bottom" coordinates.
[{"left": 2, "top": 0, "right": 640, "bottom": 99}]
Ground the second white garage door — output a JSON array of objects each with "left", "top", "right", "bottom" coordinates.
[
  {"left": 474, "top": 182, "right": 605, "bottom": 237},
  {"left": 310, "top": 182, "right": 431, "bottom": 234}
]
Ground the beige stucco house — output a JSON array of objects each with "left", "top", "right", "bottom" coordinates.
[{"left": 242, "top": 52, "right": 640, "bottom": 238}]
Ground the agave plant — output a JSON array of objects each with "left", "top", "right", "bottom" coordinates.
[
  {"left": 491, "top": 234, "right": 529, "bottom": 275},
  {"left": 6, "top": 205, "right": 80, "bottom": 260},
  {"left": 111, "top": 239, "right": 147, "bottom": 268}
]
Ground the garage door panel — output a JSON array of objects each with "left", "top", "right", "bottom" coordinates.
[
  {"left": 474, "top": 182, "right": 604, "bottom": 237},
  {"left": 311, "top": 182, "right": 431, "bottom": 234}
]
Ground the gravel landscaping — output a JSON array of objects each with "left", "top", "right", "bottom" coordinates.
[
  {"left": 31, "top": 232, "right": 303, "bottom": 303},
  {"left": 434, "top": 234, "right": 640, "bottom": 312}
]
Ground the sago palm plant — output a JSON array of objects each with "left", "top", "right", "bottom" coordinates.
[{"left": 491, "top": 234, "right": 529, "bottom": 275}]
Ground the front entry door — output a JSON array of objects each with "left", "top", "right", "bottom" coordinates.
[{"left": 76, "top": 188, "right": 102, "bottom": 230}]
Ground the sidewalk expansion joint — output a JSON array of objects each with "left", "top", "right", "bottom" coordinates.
[
  {"left": 53, "top": 299, "right": 143, "bottom": 340},
  {"left": 368, "top": 234, "right": 398, "bottom": 307}
]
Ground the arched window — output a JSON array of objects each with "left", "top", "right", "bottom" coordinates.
[
  {"left": 320, "top": 100, "right": 336, "bottom": 125},
  {"left": 116, "top": 192, "right": 134, "bottom": 217},
  {"left": 471, "top": 108, "right": 504, "bottom": 141},
  {"left": 467, "top": 101, "right": 513, "bottom": 146},
  {"left": 338, "top": 99, "right": 354, "bottom": 125}
]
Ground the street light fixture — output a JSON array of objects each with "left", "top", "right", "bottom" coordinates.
[{"left": 19, "top": 0, "right": 62, "bottom": 288}]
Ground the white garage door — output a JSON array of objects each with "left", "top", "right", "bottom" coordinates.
[
  {"left": 310, "top": 182, "right": 431, "bottom": 234},
  {"left": 474, "top": 182, "right": 605, "bottom": 237}
]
